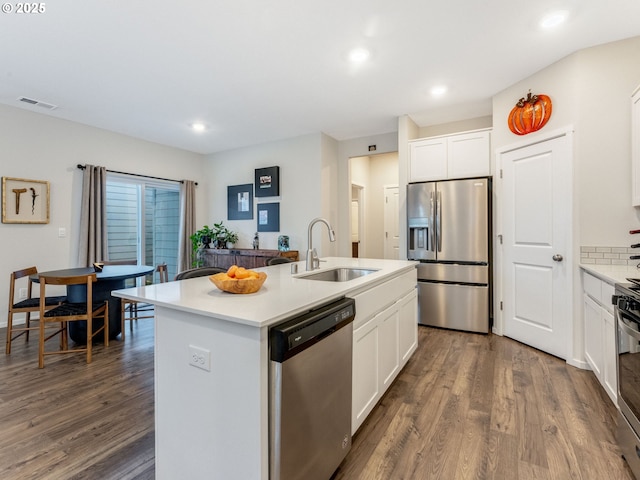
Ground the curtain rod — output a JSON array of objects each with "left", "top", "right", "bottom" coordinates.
[{"left": 76, "top": 164, "right": 198, "bottom": 186}]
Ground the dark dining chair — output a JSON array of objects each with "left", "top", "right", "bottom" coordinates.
[
  {"left": 6, "top": 266, "right": 66, "bottom": 354},
  {"left": 38, "top": 272, "right": 109, "bottom": 368},
  {"left": 121, "top": 263, "right": 168, "bottom": 341},
  {"left": 267, "top": 256, "right": 292, "bottom": 266},
  {"left": 175, "top": 266, "right": 226, "bottom": 280}
]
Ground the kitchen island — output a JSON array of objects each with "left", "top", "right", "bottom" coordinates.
[{"left": 113, "top": 257, "right": 418, "bottom": 480}]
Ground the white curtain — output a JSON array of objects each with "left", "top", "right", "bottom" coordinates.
[
  {"left": 77, "top": 165, "right": 108, "bottom": 266},
  {"left": 178, "top": 180, "right": 196, "bottom": 272}
]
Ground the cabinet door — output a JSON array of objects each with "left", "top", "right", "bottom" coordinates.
[
  {"left": 409, "top": 137, "right": 447, "bottom": 182},
  {"left": 632, "top": 86, "right": 640, "bottom": 206},
  {"left": 352, "top": 319, "right": 379, "bottom": 433},
  {"left": 398, "top": 289, "right": 418, "bottom": 364},
  {"left": 448, "top": 130, "right": 490, "bottom": 179},
  {"left": 583, "top": 294, "right": 603, "bottom": 381},
  {"left": 378, "top": 307, "right": 399, "bottom": 390},
  {"left": 603, "top": 308, "right": 617, "bottom": 403}
]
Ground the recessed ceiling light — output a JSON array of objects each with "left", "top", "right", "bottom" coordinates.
[
  {"left": 191, "top": 122, "right": 206, "bottom": 132},
  {"left": 540, "top": 10, "right": 568, "bottom": 29},
  {"left": 348, "top": 48, "right": 370, "bottom": 63},
  {"left": 430, "top": 85, "right": 447, "bottom": 96}
]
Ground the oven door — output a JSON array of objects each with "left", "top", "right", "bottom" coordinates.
[{"left": 616, "top": 304, "right": 640, "bottom": 436}]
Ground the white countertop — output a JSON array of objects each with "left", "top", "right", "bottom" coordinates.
[
  {"left": 112, "top": 257, "right": 417, "bottom": 328},
  {"left": 580, "top": 263, "right": 640, "bottom": 285}
]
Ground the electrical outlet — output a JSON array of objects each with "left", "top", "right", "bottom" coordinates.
[
  {"left": 188, "top": 345, "right": 211, "bottom": 371},
  {"left": 19, "top": 288, "right": 27, "bottom": 299}
]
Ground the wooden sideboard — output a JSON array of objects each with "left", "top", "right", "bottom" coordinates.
[{"left": 202, "top": 248, "right": 299, "bottom": 269}]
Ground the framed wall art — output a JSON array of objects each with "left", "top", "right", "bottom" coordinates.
[
  {"left": 254, "top": 166, "right": 280, "bottom": 197},
  {"left": 227, "top": 183, "right": 254, "bottom": 220},
  {"left": 2, "top": 177, "right": 50, "bottom": 224},
  {"left": 257, "top": 202, "right": 280, "bottom": 232}
]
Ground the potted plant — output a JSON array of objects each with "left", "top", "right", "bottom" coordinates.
[
  {"left": 190, "top": 225, "right": 215, "bottom": 266},
  {"left": 210, "top": 221, "right": 238, "bottom": 249},
  {"left": 221, "top": 226, "right": 239, "bottom": 248}
]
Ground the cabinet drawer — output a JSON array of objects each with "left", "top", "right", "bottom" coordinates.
[
  {"left": 350, "top": 269, "right": 416, "bottom": 329},
  {"left": 583, "top": 270, "right": 615, "bottom": 310},
  {"left": 583, "top": 271, "right": 602, "bottom": 303}
]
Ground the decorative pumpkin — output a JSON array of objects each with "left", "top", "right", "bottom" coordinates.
[{"left": 507, "top": 91, "right": 552, "bottom": 135}]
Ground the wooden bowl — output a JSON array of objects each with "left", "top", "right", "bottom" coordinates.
[{"left": 209, "top": 271, "right": 267, "bottom": 294}]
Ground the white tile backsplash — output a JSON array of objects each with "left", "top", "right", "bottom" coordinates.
[{"left": 581, "top": 246, "right": 639, "bottom": 266}]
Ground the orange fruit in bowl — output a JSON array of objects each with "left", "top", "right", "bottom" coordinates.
[{"left": 235, "top": 267, "right": 250, "bottom": 279}]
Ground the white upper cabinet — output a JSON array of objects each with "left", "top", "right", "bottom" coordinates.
[
  {"left": 409, "top": 136, "right": 448, "bottom": 181},
  {"left": 632, "top": 85, "right": 640, "bottom": 206},
  {"left": 409, "top": 129, "right": 491, "bottom": 182}
]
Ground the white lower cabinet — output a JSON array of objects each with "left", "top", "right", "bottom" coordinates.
[
  {"left": 582, "top": 269, "right": 617, "bottom": 403},
  {"left": 398, "top": 289, "right": 418, "bottom": 363},
  {"left": 603, "top": 308, "right": 617, "bottom": 401},
  {"left": 351, "top": 285, "right": 418, "bottom": 434},
  {"left": 583, "top": 294, "right": 604, "bottom": 379}
]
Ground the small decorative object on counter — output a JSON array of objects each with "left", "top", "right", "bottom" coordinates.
[
  {"left": 507, "top": 90, "right": 552, "bottom": 136},
  {"left": 253, "top": 232, "right": 259, "bottom": 249},
  {"left": 278, "top": 235, "right": 290, "bottom": 252}
]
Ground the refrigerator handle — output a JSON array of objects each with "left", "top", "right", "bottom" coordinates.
[
  {"left": 429, "top": 191, "right": 435, "bottom": 252},
  {"left": 437, "top": 190, "right": 442, "bottom": 252}
]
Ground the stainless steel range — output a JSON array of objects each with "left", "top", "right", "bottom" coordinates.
[{"left": 614, "top": 281, "right": 640, "bottom": 478}]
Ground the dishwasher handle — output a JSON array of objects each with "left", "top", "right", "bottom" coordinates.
[{"left": 270, "top": 297, "right": 355, "bottom": 362}]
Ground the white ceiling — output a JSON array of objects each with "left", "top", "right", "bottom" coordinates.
[{"left": 1, "top": 1, "right": 640, "bottom": 155}]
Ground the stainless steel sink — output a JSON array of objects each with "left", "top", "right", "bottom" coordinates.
[{"left": 299, "top": 267, "right": 379, "bottom": 282}]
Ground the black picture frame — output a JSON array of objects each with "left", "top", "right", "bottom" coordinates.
[
  {"left": 254, "top": 166, "right": 280, "bottom": 197},
  {"left": 257, "top": 202, "right": 280, "bottom": 232},
  {"left": 227, "top": 184, "right": 253, "bottom": 220}
]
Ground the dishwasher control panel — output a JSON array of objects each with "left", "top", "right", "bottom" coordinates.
[{"left": 270, "top": 297, "right": 355, "bottom": 362}]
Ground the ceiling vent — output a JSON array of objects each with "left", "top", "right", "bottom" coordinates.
[{"left": 18, "top": 96, "right": 58, "bottom": 110}]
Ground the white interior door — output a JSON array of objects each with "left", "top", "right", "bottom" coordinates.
[
  {"left": 501, "top": 132, "right": 572, "bottom": 360},
  {"left": 351, "top": 200, "right": 359, "bottom": 242},
  {"left": 384, "top": 185, "right": 399, "bottom": 259},
  {"left": 351, "top": 184, "right": 364, "bottom": 257}
]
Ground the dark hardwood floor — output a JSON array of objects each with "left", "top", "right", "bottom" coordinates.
[{"left": 0, "top": 321, "right": 634, "bottom": 479}]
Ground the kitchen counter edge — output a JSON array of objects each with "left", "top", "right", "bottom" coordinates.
[
  {"left": 580, "top": 263, "right": 640, "bottom": 285},
  {"left": 112, "top": 257, "right": 418, "bottom": 329}
]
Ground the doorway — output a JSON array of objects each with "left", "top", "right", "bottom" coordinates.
[
  {"left": 383, "top": 185, "right": 400, "bottom": 259},
  {"left": 349, "top": 152, "right": 399, "bottom": 259},
  {"left": 351, "top": 185, "right": 364, "bottom": 257}
]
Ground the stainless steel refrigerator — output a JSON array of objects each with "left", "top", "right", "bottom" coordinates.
[{"left": 407, "top": 177, "right": 491, "bottom": 333}]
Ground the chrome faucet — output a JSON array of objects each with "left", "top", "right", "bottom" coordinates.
[{"left": 306, "top": 217, "right": 336, "bottom": 271}]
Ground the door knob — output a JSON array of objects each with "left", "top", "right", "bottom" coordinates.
[{"left": 552, "top": 254, "right": 563, "bottom": 262}]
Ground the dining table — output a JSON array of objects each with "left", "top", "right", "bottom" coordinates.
[{"left": 31, "top": 265, "right": 155, "bottom": 342}]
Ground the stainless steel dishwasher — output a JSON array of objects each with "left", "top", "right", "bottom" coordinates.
[{"left": 269, "top": 297, "right": 355, "bottom": 480}]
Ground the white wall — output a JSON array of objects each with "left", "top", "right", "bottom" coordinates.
[
  {"left": 492, "top": 35, "right": 640, "bottom": 247},
  {"left": 204, "top": 133, "right": 339, "bottom": 257},
  {"left": 203, "top": 131, "right": 398, "bottom": 261},
  {"left": 418, "top": 116, "right": 492, "bottom": 138},
  {"left": 0, "top": 104, "right": 206, "bottom": 328}
]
